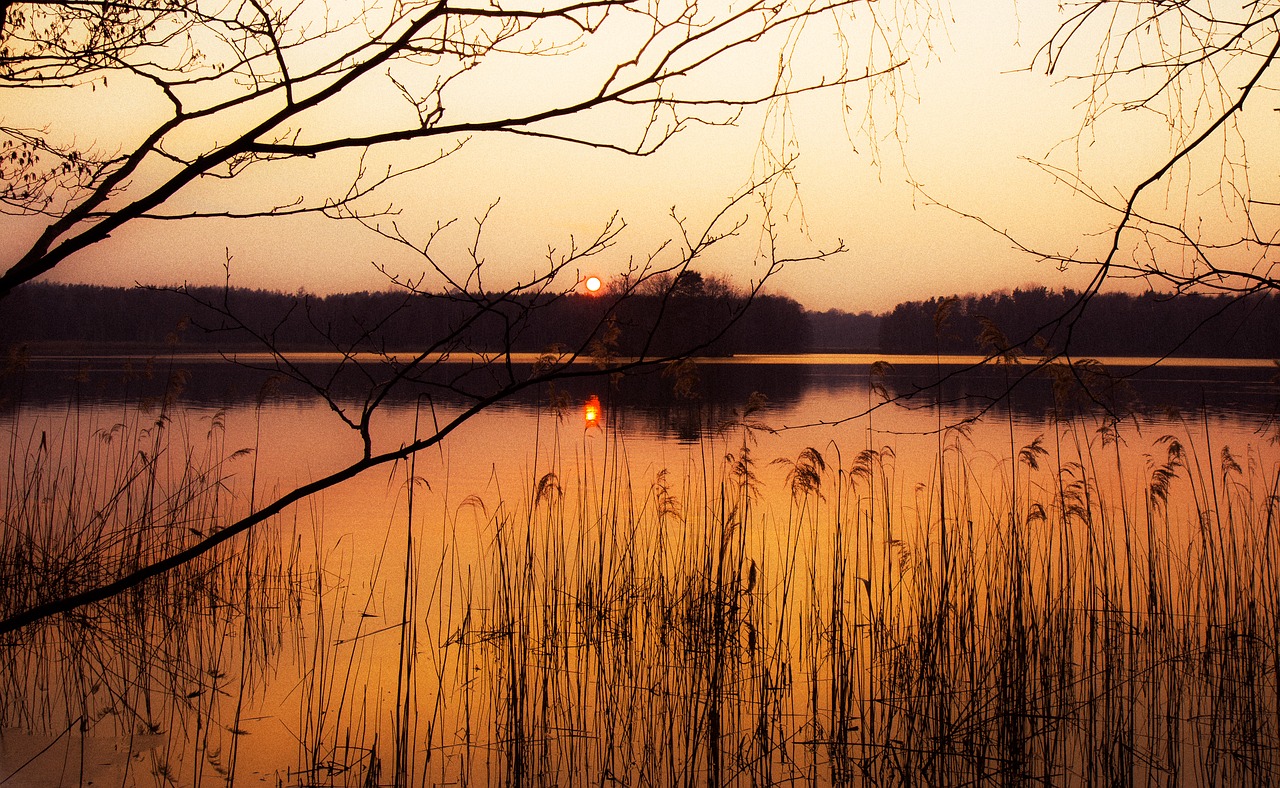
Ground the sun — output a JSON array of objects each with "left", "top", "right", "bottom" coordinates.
[{"left": 584, "top": 276, "right": 602, "bottom": 293}]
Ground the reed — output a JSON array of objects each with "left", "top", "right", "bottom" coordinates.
[
  {"left": 0, "top": 373, "right": 303, "bottom": 786},
  {"left": 311, "top": 399, "right": 1279, "bottom": 787},
  {"left": 3, "top": 378, "right": 1278, "bottom": 786}
]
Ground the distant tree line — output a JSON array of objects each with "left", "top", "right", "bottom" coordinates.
[
  {"left": 3, "top": 282, "right": 1277, "bottom": 358},
  {"left": 807, "top": 308, "right": 881, "bottom": 352},
  {"left": 0, "top": 276, "right": 815, "bottom": 357},
  {"left": 878, "top": 287, "right": 1280, "bottom": 359}
]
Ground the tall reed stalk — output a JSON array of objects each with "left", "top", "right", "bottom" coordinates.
[
  {"left": 288, "top": 393, "right": 1280, "bottom": 787},
  {"left": 5, "top": 369, "right": 1278, "bottom": 787},
  {"left": 0, "top": 370, "right": 302, "bottom": 786}
]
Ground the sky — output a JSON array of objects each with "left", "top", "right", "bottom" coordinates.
[{"left": 4, "top": 0, "right": 1271, "bottom": 313}]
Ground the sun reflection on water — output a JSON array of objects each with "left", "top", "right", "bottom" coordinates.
[{"left": 584, "top": 394, "right": 602, "bottom": 429}]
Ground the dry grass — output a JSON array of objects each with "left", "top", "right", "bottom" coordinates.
[
  {"left": 2, "top": 385, "right": 1277, "bottom": 786},
  {"left": 0, "top": 381, "right": 303, "bottom": 785},
  {"left": 294, "top": 401, "right": 1279, "bottom": 787}
]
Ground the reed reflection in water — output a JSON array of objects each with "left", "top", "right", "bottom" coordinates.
[{"left": 1, "top": 356, "right": 1277, "bottom": 786}]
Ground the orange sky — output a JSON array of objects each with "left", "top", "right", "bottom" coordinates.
[{"left": 5, "top": 1, "right": 1274, "bottom": 312}]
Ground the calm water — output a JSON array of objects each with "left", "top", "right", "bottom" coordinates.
[{"left": 2, "top": 354, "right": 1278, "bottom": 785}]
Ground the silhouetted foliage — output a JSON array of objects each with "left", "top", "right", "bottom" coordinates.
[
  {"left": 0, "top": 281, "right": 813, "bottom": 356},
  {"left": 809, "top": 308, "right": 879, "bottom": 351},
  {"left": 878, "top": 288, "right": 1280, "bottom": 359},
  {"left": 7, "top": 283, "right": 1279, "bottom": 359}
]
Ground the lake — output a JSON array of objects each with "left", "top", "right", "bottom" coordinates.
[{"left": 1, "top": 353, "right": 1278, "bottom": 786}]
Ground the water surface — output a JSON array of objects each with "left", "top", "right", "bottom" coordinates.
[{"left": 2, "top": 353, "right": 1277, "bottom": 786}]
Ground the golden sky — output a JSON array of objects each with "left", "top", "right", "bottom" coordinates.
[{"left": 4, "top": 0, "right": 1274, "bottom": 312}]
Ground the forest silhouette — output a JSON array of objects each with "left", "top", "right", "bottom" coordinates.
[{"left": 2, "top": 281, "right": 1277, "bottom": 358}]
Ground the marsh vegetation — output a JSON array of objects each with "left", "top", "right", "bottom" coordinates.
[{"left": 1, "top": 358, "right": 1277, "bottom": 786}]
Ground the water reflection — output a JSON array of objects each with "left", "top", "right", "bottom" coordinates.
[
  {"left": 3, "top": 353, "right": 1280, "bottom": 785},
  {"left": 0, "top": 401, "right": 301, "bottom": 786},
  {"left": 5, "top": 353, "right": 1276, "bottom": 439},
  {"left": 583, "top": 394, "right": 602, "bottom": 429}
]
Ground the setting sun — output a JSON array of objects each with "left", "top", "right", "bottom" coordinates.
[{"left": 9, "top": 0, "right": 1280, "bottom": 781}]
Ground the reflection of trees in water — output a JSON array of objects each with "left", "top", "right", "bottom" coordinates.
[
  {"left": 809, "top": 362, "right": 1280, "bottom": 425},
  {"left": 5, "top": 356, "right": 1277, "bottom": 437}
]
